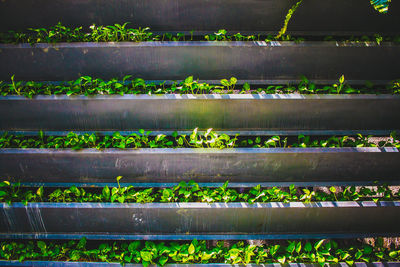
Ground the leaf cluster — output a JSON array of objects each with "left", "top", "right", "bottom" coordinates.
[
  {"left": 1, "top": 75, "right": 399, "bottom": 98},
  {"left": 1, "top": 179, "right": 398, "bottom": 205},
  {"left": 1, "top": 238, "right": 399, "bottom": 265},
  {"left": 0, "top": 22, "right": 155, "bottom": 43},
  {"left": 1, "top": 130, "right": 399, "bottom": 150}
]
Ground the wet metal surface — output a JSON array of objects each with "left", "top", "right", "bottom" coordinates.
[
  {"left": 0, "top": 42, "right": 399, "bottom": 82},
  {"left": 0, "top": 0, "right": 399, "bottom": 35},
  {"left": 0, "top": 202, "right": 399, "bottom": 239},
  {"left": 1, "top": 95, "right": 400, "bottom": 133},
  {"left": 0, "top": 148, "right": 399, "bottom": 185}
]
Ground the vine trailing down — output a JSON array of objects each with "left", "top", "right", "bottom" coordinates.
[{"left": 371, "top": 0, "right": 391, "bottom": 13}]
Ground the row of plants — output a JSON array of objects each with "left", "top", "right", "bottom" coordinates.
[
  {"left": 0, "top": 178, "right": 397, "bottom": 205},
  {"left": 1, "top": 238, "right": 398, "bottom": 265},
  {"left": 1, "top": 23, "right": 399, "bottom": 44},
  {"left": 0, "top": 130, "right": 398, "bottom": 149},
  {"left": 2, "top": 75, "right": 400, "bottom": 97}
]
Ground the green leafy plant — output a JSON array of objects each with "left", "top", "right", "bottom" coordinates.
[
  {"left": 370, "top": 0, "right": 391, "bottom": 13},
  {"left": 0, "top": 238, "right": 399, "bottom": 265},
  {"left": 274, "top": 0, "right": 303, "bottom": 40},
  {"left": 2, "top": 23, "right": 398, "bottom": 44},
  {"left": 1, "top": 179, "right": 399, "bottom": 204},
  {"left": 2, "top": 75, "right": 399, "bottom": 98},
  {"left": 333, "top": 75, "right": 345, "bottom": 94},
  {"left": 0, "top": 130, "right": 399, "bottom": 150}
]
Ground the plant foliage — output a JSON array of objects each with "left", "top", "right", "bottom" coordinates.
[
  {"left": 0, "top": 238, "right": 399, "bottom": 265},
  {"left": 371, "top": 0, "right": 391, "bottom": 13},
  {"left": 1, "top": 75, "right": 400, "bottom": 98},
  {"left": 0, "top": 179, "right": 398, "bottom": 205},
  {"left": 0, "top": 130, "right": 399, "bottom": 150}
]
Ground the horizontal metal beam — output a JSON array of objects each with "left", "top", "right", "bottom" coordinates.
[
  {"left": 1, "top": 261, "right": 399, "bottom": 267},
  {"left": 1, "top": 95, "right": 400, "bottom": 134},
  {"left": 0, "top": 0, "right": 399, "bottom": 35},
  {"left": 0, "top": 42, "right": 399, "bottom": 82},
  {"left": 0, "top": 148, "right": 399, "bottom": 185},
  {"left": 0, "top": 202, "right": 399, "bottom": 239}
]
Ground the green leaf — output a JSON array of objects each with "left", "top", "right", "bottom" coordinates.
[
  {"left": 158, "top": 256, "right": 168, "bottom": 266},
  {"left": 287, "top": 241, "right": 296, "bottom": 254},
  {"left": 77, "top": 237, "right": 87, "bottom": 249},
  {"left": 295, "top": 242, "right": 302, "bottom": 254},
  {"left": 277, "top": 256, "right": 286, "bottom": 264},
  {"left": 304, "top": 242, "right": 312, "bottom": 253},
  {"left": 128, "top": 241, "right": 141, "bottom": 253},
  {"left": 243, "top": 82, "right": 250, "bottom": 91},
  {"left": 37, "top": 241, "right": 46, "bottom": 250},
  {"left": 70, "top": 250, "right": 81, "bottom": 261},
  {"left": 140, "top": 251, "right": 153, "bottom": 262},
  {"left": 102, "top": 186, "right": 110, "bottom": 199},
  {"left": 314, "top": 239, "right": 325, "bottom": 251},
  {"left": 370, "top": 0, "right": 391, "bottom": 13},
  {"left": 184, "top": 76, "right": 193, "bottom": 84},
  {"left": 339, "top": 75, "right": 345, "bottom": 84},
  {"left": 1, "top": 181, "right": 10, "bottom": 187},
  {"left": 220, "top": 79, "right": 229, "bottom": 87},
  {"left": 188, "top": 243, "right": 195, "bottom": 254},
  {"left": 117, "top": 195, "right": 125, "bottom": 203},
  {"left": 36, "top": 186, "right": 44, "bottom": 198}
]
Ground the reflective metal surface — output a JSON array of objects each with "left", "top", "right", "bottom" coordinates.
[
  {"left": 0, "top": 148, "right": 399, "bottom": 185},
  {"left": 0, "top": 0, "right": 399, "bottom": 35},
  {"left": 0, "top": 202, "right": 399, "bottom": 239},
  {"left": 1, "top": 95, "right": 400, "bottom": 134},
  {"left": 0, "top": 42, "right": 399, "bottom": 82}
]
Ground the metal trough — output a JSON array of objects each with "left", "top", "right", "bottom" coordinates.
[
  {"left": 0, "top": 147, "right": 399, "bottom": 186},
  {"left": 0, "top": 201, "right": 399, "bottom": 240},
  {"left": 0, "top": 42, "right": 399, "bottom": 83},
  {"left": 1, "top": 95, "right": 400, "bottom": 135}
]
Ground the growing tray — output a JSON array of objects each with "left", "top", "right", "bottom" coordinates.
[
  {"left": 0, "top": 42, "right": 399, "bottom": 83},
  {"left": 1, "top": 262, "right": 399, "bottom": 267},
  {"left": 1, "top": 95, "right": 400, "bottom": 135},
  {"left": 0, "top": 201, "right": 399, "bottom": 240},
  {"left": 0, "top": 147, "right": 399, "bottom": 186},
  {"left": 0, "top": 0, "right": 399, "bottom": 35}
]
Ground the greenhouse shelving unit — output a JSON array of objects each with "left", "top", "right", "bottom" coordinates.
[{"left": 0, "top": 0, "right": 399, "bottom": 266}]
